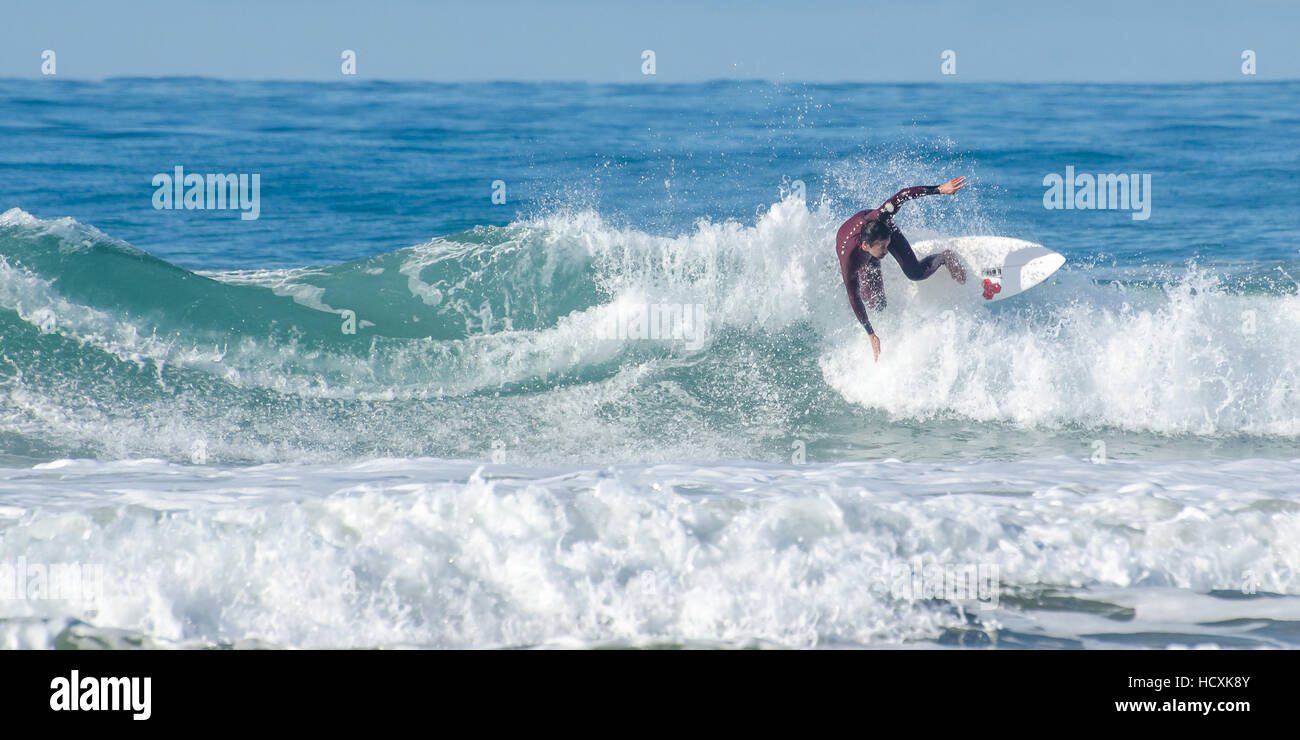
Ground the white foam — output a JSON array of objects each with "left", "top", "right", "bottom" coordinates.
[{"left": 1, "top": 456, "right": 1296, "bottom": 649}]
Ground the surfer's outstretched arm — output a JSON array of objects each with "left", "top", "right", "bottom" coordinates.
[
  {"left": 878, "top": 185, "right": 939, "bottom": 215},
  {"left": 878, "top": 176, "right": 967, "bottom": 215},
  {"left": 837, "top": 188, "right": 935, "bottom": 247}
]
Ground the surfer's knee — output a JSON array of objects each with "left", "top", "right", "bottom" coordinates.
[{"left": 901, "top": 257, "right": 934, "bottom": 281}]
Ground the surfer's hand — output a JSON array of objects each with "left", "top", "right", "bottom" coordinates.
[
  {"left": 938, "top": 176, "right": 967, "bottom": 195},
  {"left": 869, "top": 333, "right": 881, "bottom": 362}
]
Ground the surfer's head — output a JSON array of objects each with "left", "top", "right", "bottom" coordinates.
[{"left": 861, "top": 220, "right": 891, "bottom": 258}]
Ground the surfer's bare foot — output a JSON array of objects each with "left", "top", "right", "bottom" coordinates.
[{"left": 943, "top": 250, "right": 966, "bottom": 284}]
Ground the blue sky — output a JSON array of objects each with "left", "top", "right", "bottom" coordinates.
[{"left": 3, "top": 0, "right": 1297, "bottom": 82}]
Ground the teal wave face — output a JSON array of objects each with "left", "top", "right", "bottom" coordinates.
[{"left": 254, "top": 221, "right": 607, "bottom": 342}]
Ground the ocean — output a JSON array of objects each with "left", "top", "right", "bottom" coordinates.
[{"left": 1, "top": 78, "right": 1298, "bottom": 648}]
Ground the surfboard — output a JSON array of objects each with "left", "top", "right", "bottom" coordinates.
[{"left": 911, "top": 236, "right": 1065, "bottom": 303}]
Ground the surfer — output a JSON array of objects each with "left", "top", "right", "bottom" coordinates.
[{"left": 836, "top": 176, "right": 969, "bottom": 361}]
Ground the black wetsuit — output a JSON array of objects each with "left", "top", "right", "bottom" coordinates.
[{"left": 835, "top": 186, "right": 946, "bottom": 335}]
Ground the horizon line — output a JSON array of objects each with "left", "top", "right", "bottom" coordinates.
[{"left": 4, "top": 76, "right": 1298, "bottom": 86}]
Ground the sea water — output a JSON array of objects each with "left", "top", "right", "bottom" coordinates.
[{"left": 1, "top": 79, "right": 1297, "bottom": 648}]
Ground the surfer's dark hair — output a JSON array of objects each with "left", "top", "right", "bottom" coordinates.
[{"left": 862, "top": 219, "right": 892, "bottom": 247}]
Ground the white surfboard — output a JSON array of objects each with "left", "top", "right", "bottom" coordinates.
[{"left": 911, "top": 236, "right": 1064, "bottom": 303}]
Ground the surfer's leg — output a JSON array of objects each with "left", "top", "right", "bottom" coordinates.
[
  {"left": 888, "top": 230, "right": 965, "bottom": 284},
  {"left": 887, "top": 230, "right": 944, "bottom": 281}
]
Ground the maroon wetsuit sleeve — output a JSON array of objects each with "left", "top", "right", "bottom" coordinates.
[
  {"left": 877, "top": 185, "right": 941, "bottom": 218},
  {"left": 836, "top": 218, "right": 875, "bottom": 334},
  {"left": 843, "top": 262, "right": 874, "bottom": 335},
  {"left": 837, "top": 247, "right": 878, "bottom": 334}
]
